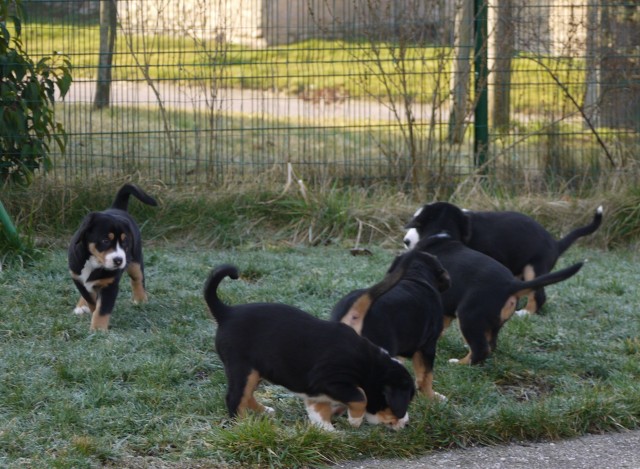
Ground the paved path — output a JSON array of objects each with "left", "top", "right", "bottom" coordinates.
[
  {"left": 63, "top": 80, "right": 443, "bottom": 123},
  {"left": 334, "top": 430, "right": 640, "bottom": 468}
]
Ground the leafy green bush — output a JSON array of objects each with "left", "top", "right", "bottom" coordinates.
[{"left": 0, "top": 0, "right": 71, "bottom": 185}]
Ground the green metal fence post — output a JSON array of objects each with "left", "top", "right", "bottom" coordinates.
[
  {"left": 474, "top": 0, "right": 489, "bottom": 170},
  {"left": 0, "top": 199, "right": 24, "bottom": 249}
]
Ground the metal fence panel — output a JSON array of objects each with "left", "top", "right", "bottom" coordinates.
[{"left": 11, "top": 0, "right": 640, "bottom": 192}]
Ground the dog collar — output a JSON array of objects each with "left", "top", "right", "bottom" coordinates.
[
  {"left": 428, "top": 232, "right": 452, "bottom": 240},
  {"left": 414, "top": 231, "right": 453, "bottom": 251}
]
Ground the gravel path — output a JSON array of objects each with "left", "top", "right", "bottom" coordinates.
[{"left": 334, "top": 430, "right": 640, "bottom": 469}]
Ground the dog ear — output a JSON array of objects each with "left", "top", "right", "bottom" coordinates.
[
  {"left": 436, "top": 269, "right": 451, "bottom": 292},
  {"left": 404, "top": 219, "right": 418, "bottom": 229},
  {"left": 383, "top": 383, "right": 414, "bottom": 419},
  {"left": 461, "top": 212, "right": 472, "bottom": 243},
  {"left": 386, "top": 254, "right": 403, "bottom": 273},
  {"left": 73, "top": 213, "right": 98, "bottom": 245},
  {"left": 382, "top": 364, "right": 415, "bottom": 418}
]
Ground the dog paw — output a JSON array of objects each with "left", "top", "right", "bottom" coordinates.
[
  {"left": 132, "top": 294, "right": 148, "bottom": 305},
  {"left": 433, "top": 392, "right": 448, "bottom": 402},
  {"left": 262, "top": 406, "right": 275, "bottom": 415},
  {"left": 348, "top": 415, "right": 364, "bottom": 428},
  {"left": 73, "top": 305, "right": 91, "bottom": 315},
  {"left": 448, "top": 358, "right": 460, "bottom": 364},
  {"left": 311, "top": 420, "right": 336, "bottom": 432},
  {"left": 515, "top": 309, "right": 530, "bottom": 317}
]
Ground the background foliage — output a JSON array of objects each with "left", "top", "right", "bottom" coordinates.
[{"left": 0, "top": 0, "right": 71, "bottom": 185}]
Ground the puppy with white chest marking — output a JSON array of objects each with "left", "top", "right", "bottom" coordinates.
[
  {"left": 203, "top": 250, "right": 423, "bottom": 432},
  {"left": 331, "top": 250, "right": 451, "bottom": 400},
  {"left": 68, "top": 184, "right": 157, "bottom": 331},
  {"left": 404, "top": 202, "right": 601, "bottom": 315}
]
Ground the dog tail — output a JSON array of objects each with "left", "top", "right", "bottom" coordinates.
[
  {"left": 340, "top": 249, "right": 422, "bottom": 335},
  {"left": 203, "top": 264, "right": 239, "bottom": 323},
  {"left": 510, "top": 261, "right": 584, "bottom": 298},
  {"left": 111, "top": 184, "right": 158, "bottom": 211},
  {"left": 556, "top": 206, "right": 603, "bottom": 255}
]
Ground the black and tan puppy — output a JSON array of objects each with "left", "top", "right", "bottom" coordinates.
[
  {"left": 68, "top": 184, "right": 157, "bottom": 331},
  {"left": 331, "top": 250, "right": 450, "bottom": 400},
  {"left": 413, "top": 229, "right": 583, "bottom": 365},
  {"left": 203, "top": 251, "right": 423, "bottom": 432},
  {"left": 404, "top": 202, "right": 601, "bottom": 315}
]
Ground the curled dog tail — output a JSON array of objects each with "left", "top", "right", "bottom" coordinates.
[
  {"left": 556, "top": 206, "right": 603, "bottom": 256},
  {"left": 111, "top": 183, "right": 158, "bottom": 211},
  {"left": 511, "top": 262, "right": 584, "bottom": 298},
  {"left": 203, "top": 264, "right": 239, "bottom": 324},
  {"left": 340, "top": 249, "right": 422, "bottom": 335}
]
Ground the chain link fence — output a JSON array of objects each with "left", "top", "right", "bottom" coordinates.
[{"left": 19, "top": 0, "right": 640, "bottom": 192}]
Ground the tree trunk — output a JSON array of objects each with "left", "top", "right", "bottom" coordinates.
[
  {"left": 94, "top": 0, "right": 117, "bottom": 109},
  {"left": 448, "top": 0, "right": 473, "bottom": 144},
  {"left": 489, "top": 0, "right": 514, "bottom": 131}
]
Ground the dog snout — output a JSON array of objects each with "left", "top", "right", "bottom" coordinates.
[
  {"left": 403, "top": 228, "right": 419, "bottom": 249},
  {"left": 391, "top": 413, "right": 409, "bottom": 430},
  {"left": 113, "top": 256, "right": 124, "bottom": 267}
]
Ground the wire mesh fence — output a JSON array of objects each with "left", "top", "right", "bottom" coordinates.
[{"left": 10, "top": 0, "right": 640, "bottom": 193}]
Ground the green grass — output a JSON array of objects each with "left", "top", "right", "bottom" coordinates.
[{"left": 1, "top": 244, "right": 639, "bottom": 467}]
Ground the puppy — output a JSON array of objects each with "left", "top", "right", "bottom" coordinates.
[
  {"left": 331, "top": 250, "right": 450, "bottom": 400},
  {"left": 404, "top": 202, "right": 601, "bottom": 315},
  {"left": 203, "top": 250, "right": 422, "bottom": 432},
  {"left": 414, "top": 203, "right": 582, "bottom": 364},
  {"left": 68, "top": 183, "right": 157, "bottom": 331},
  {"left": 412, "top": 228, "right": 583, "bottom": 365}
]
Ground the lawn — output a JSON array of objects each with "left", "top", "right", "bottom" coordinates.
[{"left": 1, "top": 243, "right": 639, "bottom": 467}]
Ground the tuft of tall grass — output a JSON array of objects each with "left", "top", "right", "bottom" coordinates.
[{"left": 2, "top": 166, "right": 639, "bottom": 265}]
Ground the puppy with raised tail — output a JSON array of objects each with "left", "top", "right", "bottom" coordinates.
[
  {"left": 414, "top": 231, "right": 583, "bottom": 365},
  {"left": 68, "top": 183, "right": 157, "bottom": 331},
  {"left": 203, "top": 250, "right": 423, "bottom": 432},
  {"left": 404, "top": 202, "right": 601, "bottom": 315}
]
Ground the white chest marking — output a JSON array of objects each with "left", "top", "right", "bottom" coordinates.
[{"left": 78, "top": 256, "right": 102, "bottom": 292}]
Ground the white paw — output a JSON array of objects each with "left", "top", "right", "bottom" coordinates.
[
  {"left": 132, "top": 295, "right": 148, "bottom": 305},
  {"left": 515, "top": 309, "right": 530, "bottom": 317},
  {"left": 305, "top": 402, "right": 336, "bottom": 431},
  {"left": 73, "top": 305, "right": 91, "bottom": 315},
  {"left": 434, "top": 392, "right": 448, "bottom": 402},
  {"left": 311, "top": 420, "right": 336, "bottom": 432},
  {"left": 263, "top": 406, "right": 275, "bottom": 415},
  {"left": 348, "top": 415, "right": 364, "bottom": 428},
  {"left": 448, "top": 358, "right": 460, "bottom": 364}
]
